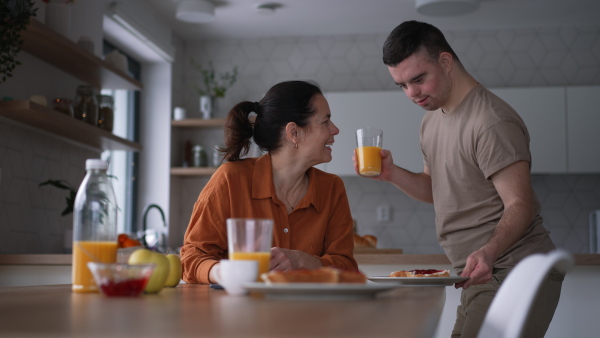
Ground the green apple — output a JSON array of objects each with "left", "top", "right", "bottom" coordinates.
[
  {"left": 128, "top": 248, "right": 169, "bottom": 294},
  {"left": 164, "top": 254, "right": 183, "bottom": 287}
]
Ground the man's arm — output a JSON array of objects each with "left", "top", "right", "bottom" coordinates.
[{"left": 457, "top": 160, "right": 534, "bottom": 289}]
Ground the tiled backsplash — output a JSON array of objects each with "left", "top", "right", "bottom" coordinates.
[
  {"left": 344, "top": 174, "right": 600, "bottom": 254},
  {"left": 0, "top": 121, "right": 97, "bottom": 253}
]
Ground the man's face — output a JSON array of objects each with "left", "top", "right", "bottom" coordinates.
[{"left": 387, "top": 47, "right": 451, "bottom": 111}]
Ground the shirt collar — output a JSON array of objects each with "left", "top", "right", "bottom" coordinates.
[{"left": 251, "top": 153, "right": 322, "bottom": 213}]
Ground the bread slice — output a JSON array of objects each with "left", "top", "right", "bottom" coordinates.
[
  {"left": 262, "top": 267, "right": 367, "bottom": 284},
  {"left": 389, "top": 269, "right": 450, "bottom": 278}
]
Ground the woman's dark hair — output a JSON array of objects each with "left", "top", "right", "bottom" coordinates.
[
  {"left": 382, "top": 20, "right": 460, "bottom": 67},
  {"left": 219, "top": 80, "right": 322, "bottom": 162}
]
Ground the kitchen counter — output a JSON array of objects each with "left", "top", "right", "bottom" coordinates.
[
  {"left": 0, "top": 284, "right": 446, "bottom": 338},
  {"left": 2, "top": 253, "right": 600, "bottom": 266}
]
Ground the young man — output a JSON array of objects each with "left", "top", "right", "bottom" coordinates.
[{"left": 362, "top": 20, "right": 563, "bottom": 337}]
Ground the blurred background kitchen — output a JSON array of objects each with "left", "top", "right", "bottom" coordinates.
[{"left": 0, "top": 0, "right": 599, "bottom": 255}]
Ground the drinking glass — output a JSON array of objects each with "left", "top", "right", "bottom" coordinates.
[
  {"left": 355, "top": 127, "right": 383, "bottom": 177},
  {"left": 227, "top": 218, "right": 273, "bottom": 281}
]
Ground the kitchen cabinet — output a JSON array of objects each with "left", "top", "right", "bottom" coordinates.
[
  {"left": 0, "top": 19, "right": 142, "bottom": 152},
  {"left": 170, "top": 118, "right": 225, "bottom": 176},
  {"left": 566, "top": 86, "right": 600, "bottom": 173},
  {"left": 490, "top": 87, "right": 567, "bottom": 173},
  {"left": 318, "top": 90, "right": 424, "bottom": 175}
]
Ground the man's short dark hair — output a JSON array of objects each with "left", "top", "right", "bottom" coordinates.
[{"left": 382, "top": 20, "right": 460, "bottom": 67}]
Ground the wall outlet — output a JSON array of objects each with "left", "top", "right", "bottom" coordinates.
[{"left": 377, "top": 205, "right": 391, "bottom": 222}]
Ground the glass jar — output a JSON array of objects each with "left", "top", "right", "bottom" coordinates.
[
  {"left": 192, "top": 145, "right": 208, "bottom": 167},
  {"left": 51, "top": 97, "right": 74, "bottom": 117},
  {"left": 73, "top": 85, "right": 98, "bottom": 126},
  {"left": 97, "top": 95, "right": 114, "bottom": 132}
]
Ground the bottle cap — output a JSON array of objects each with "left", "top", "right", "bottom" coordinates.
[{"left": 86, "top": 159, "right": 108, "bottom": 170}]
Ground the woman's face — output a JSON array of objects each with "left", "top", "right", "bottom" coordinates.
[{"left": 301, "top": 94, "right": 339, "bottom": 166}]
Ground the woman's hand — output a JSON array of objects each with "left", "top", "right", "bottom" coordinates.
[{"left": 269, "top": 247, "right": 322, "bottom": 271}]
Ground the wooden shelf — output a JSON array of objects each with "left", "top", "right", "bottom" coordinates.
[
  {"left": 21, "top": 19, "right": 142, "bottom": 90},
  {"left": 171, "top": 167, "right": 217, "bottom": 176},
  {"left": 171, "top": 118, "right": 226, "bottom": 128},
  {"left": 0, "top": 100, "right": 142, "bottom": 152}
]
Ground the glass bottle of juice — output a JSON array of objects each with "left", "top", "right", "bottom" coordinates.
[{"left": 72, "top": 159, "right": 118, "bottom": 293}]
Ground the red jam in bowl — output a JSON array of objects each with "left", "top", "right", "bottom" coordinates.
[{"left": 100, "top": 278, "right": 149, "bottom": 297}]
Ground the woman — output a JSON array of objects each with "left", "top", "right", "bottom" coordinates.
[{"left": 180, "top": 80, "right": 357, "bottom": 284}]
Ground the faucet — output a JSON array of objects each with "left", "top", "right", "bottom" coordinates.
[{"left": 142, "top": 204, "right": 167, "bottom": 248}]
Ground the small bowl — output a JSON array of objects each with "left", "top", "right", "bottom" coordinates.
[{"left": 87, "top": 262, "right": 155, "bottom": 297}]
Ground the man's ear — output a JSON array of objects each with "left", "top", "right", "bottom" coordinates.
[{"left": 439, "top": 52, "right": 453, "bottom": 72}]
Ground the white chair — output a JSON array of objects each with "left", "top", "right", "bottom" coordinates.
[{"left": 477, "top": 249, "right": 574, "bottom": 338}]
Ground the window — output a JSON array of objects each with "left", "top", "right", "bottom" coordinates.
[{"left": 101, "top": 41, "right": 141, "bottom": 234}]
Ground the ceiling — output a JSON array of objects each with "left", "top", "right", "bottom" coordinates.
[{"left": 145, "top": 0, "right": 600, "bottom": 41}]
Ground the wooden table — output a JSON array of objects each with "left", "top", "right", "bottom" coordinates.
[{"left": 0, "top": 284, "right": 446, "bottom": 338}]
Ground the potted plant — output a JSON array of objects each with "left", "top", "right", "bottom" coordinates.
[
  {"left": 190, "top": 59, "right": 238, "bottom": 119},
  {"left": 0, "top": 0, "right": 37, "bottom": 84}
]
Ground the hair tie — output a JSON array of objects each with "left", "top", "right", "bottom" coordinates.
[{"left": 253, "top": 102, "right": 260, "bottom": 114}]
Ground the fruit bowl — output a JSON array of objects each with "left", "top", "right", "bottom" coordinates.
[{"left": 87, "top": 262, "right": 155, "bottom": 297}]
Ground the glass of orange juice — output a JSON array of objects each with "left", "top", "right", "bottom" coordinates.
[
  {"left": 227, "top": 218, "right": 273, "bottom": 282},
  {"left": 356, "top": 127, "right": 383, "bottom": 177}
]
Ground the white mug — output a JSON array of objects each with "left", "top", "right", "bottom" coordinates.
[
  {"left": 173, "top": 107, "right": 186, "bottom": 120},
  {"left": 214, "top": 259, "right": 258, "bottom": 296}
]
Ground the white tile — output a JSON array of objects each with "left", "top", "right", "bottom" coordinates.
[
  {"left": 509, "top": 52, "right": 536, "bottom": 69},
  {"left": 355, "top": 35, "right": 381, "bottom": 57},
  {"left": 559, "top": 27, "right": 578, "bottom": 48},
  {"left": 541, "top": 50, "right": 567, "bottom": 68},
  {"left": 541, "top": 210, "right": 570, "bottom": 228},
  {"left": 573, "top": 50, "right": 598, "bottom": 67},
  {"left": 508, "top": 31, "right": 536, "bottom": 52},
  {"left": 326, "top": 58, "right": 352, "bottom": 75},
  {"left": 297, "top": 37, "right": 324, "bottom": 59},
  {"left": 574, "top": 192, "right": 600, "bottom": 209},
  {"left": 573, "top": 67, "right": 599, "bottom": 85},
  {"left": 328, "top": 40, "right": 353, "bottom": 58},
  {"left": 541, "top": 69, "right": 568, "bottom": 86},
  {"left": 240, "top": 39, "right": 264, "bottom": 60},
  {"left": 571, "top": 30, "right": 598, "bottom": 50},
  {"left": 475, "top": 32, "right": 504, "bottom": 53},
  {"left": 298, "top": 58, "right": 323, "bottom": 75},
  {"left": 559, "top": 54, "right": 580, "bottom": 83},
  {"left": 527, "top": 39, "right": 547, "bottom": 64},
  {"left": 345, "top": 45, "right": 364, "bottom": 71},
  {"left": 539, "top": 32, "right": 566, "bottom": 51},
  {"left": 510, "top": 69, "right": 537, "bottom": 87},
  {"left": 288, "top": 45, "right": 306, "bottom": 73},
  {"left": 497, "top": 58, "right": 516, "bottom": 85},
  {"left": 314, "top": 62, "right": 334, "bottom": 90},
  {"left": 465, "top": 40, "right": 484, "bottom": 67},
  {"left": 271, "top": 41, "right": 295, "bottom": 60}
]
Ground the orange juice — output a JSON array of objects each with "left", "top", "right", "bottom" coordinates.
[
  {"left": 357, "top": 146, "right": 382, "bottom": 177},
  {"left": 72, "top": 241, "right": 118, "bottom": 293},
  {"left": 230, "top": 251, "right": 271, "bottom": 281}
]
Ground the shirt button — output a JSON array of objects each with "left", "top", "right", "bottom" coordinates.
[{"left": 284, "top": 228, "right": 289, "bottom": 233}]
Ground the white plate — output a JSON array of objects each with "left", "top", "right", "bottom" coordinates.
[
  {"left": 367, "top": 276, "right": 468, "bottom": 286},
  {"left": 242, "top": 282, "right": 398, "bottom": 300}
]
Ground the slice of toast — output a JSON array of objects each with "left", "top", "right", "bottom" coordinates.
[
  {"left": 389, "top": 269, "right": 450, "bottom": 278},
  {"left": 262, "top": 267, "right": 367, "bottom": 284}
]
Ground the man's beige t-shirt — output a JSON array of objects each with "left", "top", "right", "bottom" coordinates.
[{"left": 420, "top": 84, "right": 555, "bottom": 273}]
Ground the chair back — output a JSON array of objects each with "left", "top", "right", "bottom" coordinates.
[{"left": 477, "top": 249, "right": 574, "bottom": 338}]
